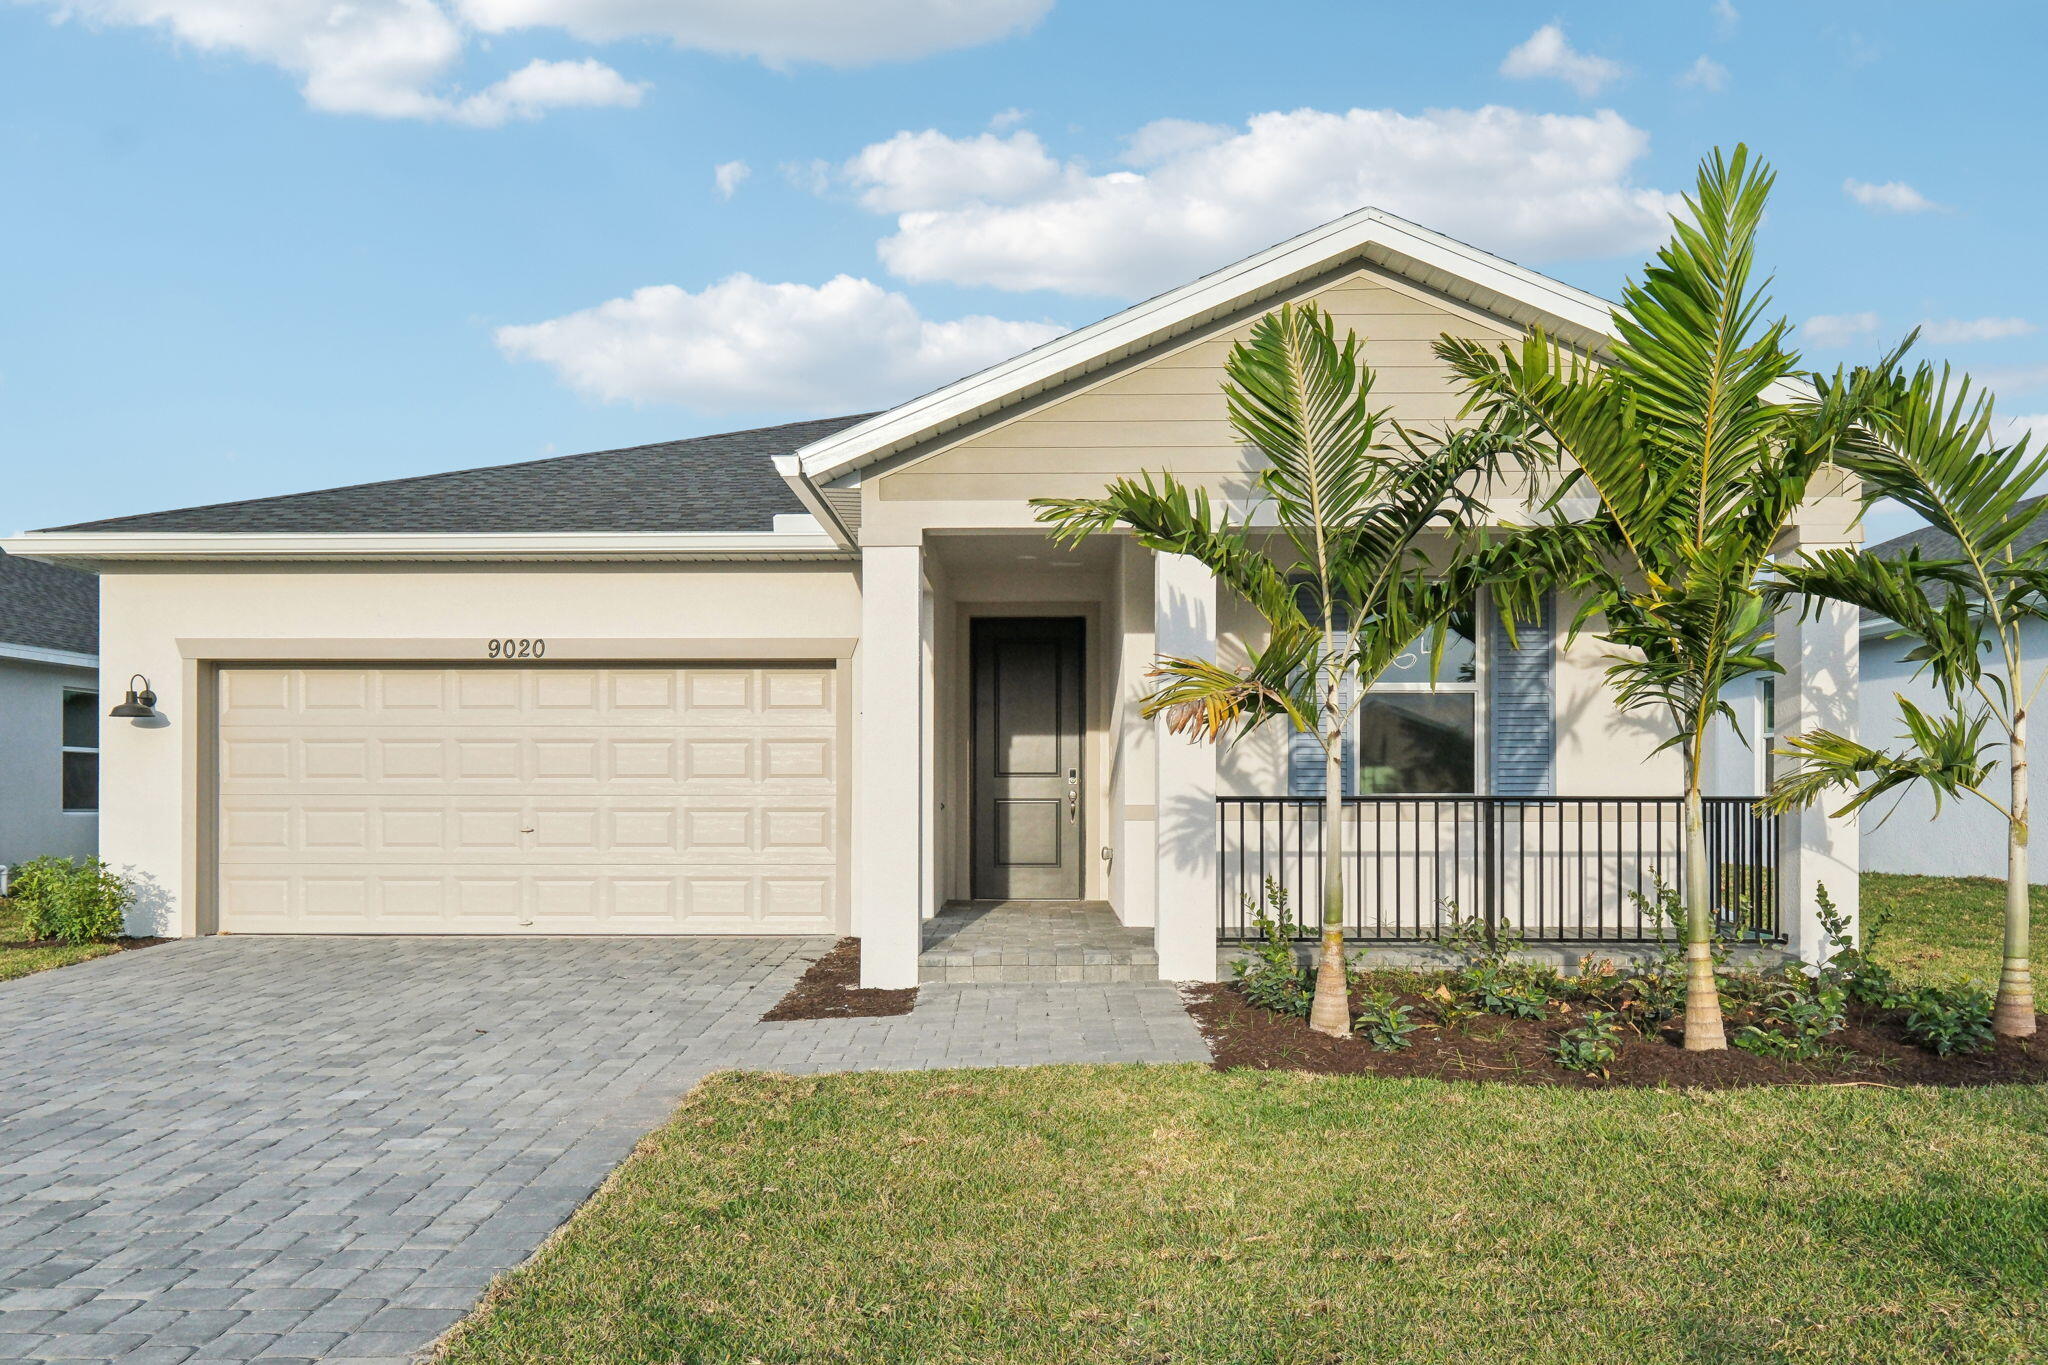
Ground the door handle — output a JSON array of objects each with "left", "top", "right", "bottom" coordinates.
[{"left": 1065, "top": 768, "right": 1079, "bottom": 822}]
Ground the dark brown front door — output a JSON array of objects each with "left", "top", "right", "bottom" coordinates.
[{"left": 971, "top": 617, "right": 1085, "bottom": 899}]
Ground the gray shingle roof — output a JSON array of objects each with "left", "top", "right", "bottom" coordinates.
[
  {"left": 0, "top": 551, "right": 97, "bottom": 656},
  {"left": 1863, "top": 494, "right": 2048, "bottom": 562},
  {"left": 43, "top": 415, "right": 871, "bottom": 535}
]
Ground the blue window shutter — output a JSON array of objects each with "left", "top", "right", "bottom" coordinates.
[
  {"left": 1288, "top": 609, "right": 1356, "bottom": 796},
  {"left": 1489, "top": 592, "right": 1555, "bottom": 796}
]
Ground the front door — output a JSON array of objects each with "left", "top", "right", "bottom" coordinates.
[{"left": 971, "top": 617, "right": 1085, "bottom": 899}]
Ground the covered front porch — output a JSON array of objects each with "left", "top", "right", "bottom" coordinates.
[{"left": 853, "top": 531, "right": 1860, "bottom": 988}]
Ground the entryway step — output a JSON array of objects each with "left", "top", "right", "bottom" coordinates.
[{"left": 919, "top": 900, "right": 1159, "bottom": 984}]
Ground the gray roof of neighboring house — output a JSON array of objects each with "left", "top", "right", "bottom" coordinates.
[
  {"left": 1863, "top": 494, "right": 2048, "bottom": 562},
  {"left": 42, "top": 415, "right": 871, "bottom": 535},
  {"left": 0, "top": 551, "right": 97, "bottom": 656}
]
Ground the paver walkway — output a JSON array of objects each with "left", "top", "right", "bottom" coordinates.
[{"left": 0, "top": 936, "right": 1206, "bottom": 1364}]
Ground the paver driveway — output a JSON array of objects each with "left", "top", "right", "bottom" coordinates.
[{"left": 0, "top": 936, "right": 1205, "bottom": 1364}]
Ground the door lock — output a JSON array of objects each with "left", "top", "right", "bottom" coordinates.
[{"left": 1065, "top": 767, "right": 1079, "bottom": 822}]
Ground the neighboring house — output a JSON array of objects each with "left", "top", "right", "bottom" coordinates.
[
  {"left": 1, "top": 208, "right": 1861, "bottom": 979},
  {"left": 0, "top": 551, "right": 100, "bottom": 876},
  {"left": 1722, "top": 500, "right": 2048, "bottom": 884}
]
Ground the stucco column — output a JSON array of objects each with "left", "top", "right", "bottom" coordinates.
[
  {"left": 1774, "top": 566, "right": 1860, "bottom": 964},
  {"left": 1113, "top": 542, "right": 1158, "bottom": 928},
  {"left": 1153, "top": 551, "right": 1219, "bottom": 981},
  {"left": 855, "top": 543, "right": 927, "bottom": 988}
]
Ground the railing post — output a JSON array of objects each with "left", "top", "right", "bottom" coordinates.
[{"left": 1481, "top": 797, "right": 1498, "bottom": 946}]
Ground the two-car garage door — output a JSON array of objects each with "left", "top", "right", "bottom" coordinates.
[{"left": 215, "top": 664, "right": 841, "bottom": 934}]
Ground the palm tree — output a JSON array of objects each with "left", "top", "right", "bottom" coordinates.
[
  {"left": 1766, "top": 361, "right": 2048, "bottom": 1037},
  {"left": 1434, "top": 145, "right": 1873, "bottom": 1050},
  {"left": 1031, "top": 302, "right": 1513, "bottom": 1038}
]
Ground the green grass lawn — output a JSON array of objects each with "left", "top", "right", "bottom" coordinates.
[
  {"left": 1863, "top": 872, "right": 2048, "bottom": 987},
  {"left": 439, "top": 1066, "right": 2048, "bottom": 1365},
  {"left": 0, "top": 899, "right": 122, "bottom": 982}
]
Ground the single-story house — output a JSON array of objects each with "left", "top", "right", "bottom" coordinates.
[
  {"left": 0, "top": 550, "right": 100, "bottom": 878},
  {"left": 2, "top": 208, "right": 1862, "bottom": 983},
  {"left": 1711, "top": 501, "right": 2046, "bottom": 883}
]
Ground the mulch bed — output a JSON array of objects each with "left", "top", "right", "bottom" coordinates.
[
  {"left": 760, "top": 938, "right": 917, "bottom": 1021},
  {"left": 1185, "top": 980, "right": 2048, "bottom": 1089}
]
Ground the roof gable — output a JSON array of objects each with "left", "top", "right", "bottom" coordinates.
[{"left": 787, "top": 205, "right": 1620, "bottom": 490}]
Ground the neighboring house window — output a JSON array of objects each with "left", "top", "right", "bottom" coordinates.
[
  {"left": 61, "top": 690, "right": 99, "bottom": 813},
  {"left": 1353, "top": 613, "right": 1480, "bottom": 794}
]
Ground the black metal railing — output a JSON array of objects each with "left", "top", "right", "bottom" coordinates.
[{"left": 1217, "top": 796, "right": 1779, "bottom": 944}]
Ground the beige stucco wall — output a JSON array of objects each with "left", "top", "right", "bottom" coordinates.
[
  {"left": 0, "top": 656, "right": 100, "bottom": 874},
  {"left": 97, "top": 561, "right": 860, "bottom": 936}
]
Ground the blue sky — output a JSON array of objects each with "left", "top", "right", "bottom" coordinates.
[{"left": 4, "top": 0, "right": 2043, "bottom": 538}]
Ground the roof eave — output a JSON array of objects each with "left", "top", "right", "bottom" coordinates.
[{"left": 0, "top": 531, "right": 859, "bottom": 568}]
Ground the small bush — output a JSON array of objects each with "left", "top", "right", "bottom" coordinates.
[
  {"left": 1232, "top": 881, "right": 1312, "bottom": 1019},
  {"left": 1552, "top": 1011, "right": 1625, "bottom": 1075},
  {"left": 1903, "top": 983, "right": 1995, "bottom": 1056},
  {"left": 1814, "top": 881, "right": 1910, "bottom": 1010},
  {"left": 1462, "top": 962, "right": 1550, "bottom": 1020},
  {"left": 9, "top": 856, "right": 132, "bottom": 945},
  {"left": 1732, "top": 979, "right": 1846, "bottom": 1060},
  {"left": 1354, "top": 988, "right": 1421, "bottom": 1052}
]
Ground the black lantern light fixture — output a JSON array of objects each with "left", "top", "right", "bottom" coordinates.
[{"left": 110, "top": 674, "right": 157, "bottom": 719}]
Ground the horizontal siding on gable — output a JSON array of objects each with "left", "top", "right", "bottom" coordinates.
[{"left": 876, "top": 266, "right": 1518, "bottom": 503}]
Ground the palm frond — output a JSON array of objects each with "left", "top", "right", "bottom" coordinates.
[{"left": 1763, "top": 698, "right": 1998, "bottom": 819}]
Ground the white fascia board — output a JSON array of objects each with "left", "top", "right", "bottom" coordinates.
[
  {"left": 0, "top": 531, "right": 856, "bottom": 565},
  {"left": 0, "top": 641, "right": 96, "bottom": 669},
  {"left": 770, "top": 455, "right": 857, "bottom": 549},
  {"left": 792, "top": 205, "right": 1622, "bottom": 485}
]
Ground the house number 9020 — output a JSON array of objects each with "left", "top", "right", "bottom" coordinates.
[{"left": 486, "top": 638, "right": 546, "bottom": 659}]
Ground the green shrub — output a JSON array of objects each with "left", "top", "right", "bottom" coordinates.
[
  {"left": 1231, "top": 881, "right": 1312, "bottom": 1019},
  {"left": 1354, "top": 987, "right": 1422, "bottom": 1052},
  {"left": 1552, "top": 1010, "right": 1625, "bottom": 1075},
  {"left": 1903, "top": 983, "right": 1995, "bottom": 1056},
  {"left": 1814, "top": 881, "right": 1910, "bottom": 1009},
  {"left": 1732, "top": 979, "right": 1847, "bottom": 1060},
  {"left": 1463, "top": 961, "right": 1550, "bottom": 1019},
  {"left": 9, "top": 856, "right": 133, "bottom": 945}
]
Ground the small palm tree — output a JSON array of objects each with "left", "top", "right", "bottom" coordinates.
[
  {"left": 1767, "top": 361, "right": 2048, "bottom": 1037},
  {"left": 1031, "top": 302, "right": 1512, "bottom": 1037},
  {"left": 1435, "top": 145, "right": 1874, "bottom": 1050}
]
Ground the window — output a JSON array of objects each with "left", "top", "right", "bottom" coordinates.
[
  {"left": 1352, "top": 612, "right": 1481, "bottom": 794},
  {"left": 61, "top": 690, "right": 98, "bottom": 813}
]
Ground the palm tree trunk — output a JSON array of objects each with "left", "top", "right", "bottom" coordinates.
[
  {"left": 1307, "top": 732, "right": 1351, "bottom": 1037},
  {"left": 1680, "top": 778, "right": 1726, "bottom": 1051},
  {"left": 1996, "top": 710, "right": 2036, "bottom": 1037}
]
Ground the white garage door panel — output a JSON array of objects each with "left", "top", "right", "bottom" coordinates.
[{"left": 216, "top": 665, "right": 840, "bottom": 934}]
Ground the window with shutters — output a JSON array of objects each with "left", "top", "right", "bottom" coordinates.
[{"left": 1352, "top": 609, "right": 1481, "bottom": 794}]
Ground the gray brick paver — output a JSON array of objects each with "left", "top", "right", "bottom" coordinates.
[{"left": 1, "top": 935, "right": 1205, "bottom": 1362}]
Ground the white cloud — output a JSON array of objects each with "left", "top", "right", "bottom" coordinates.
[
  {"left": 1844, "top": 178, "right": 1944, "bottom": 214},
  {"left": 494, "top": 273, "right": 1067, "bottom": 412},
  {"left": 1118, "top": 117, "right": 1231, "bottom": 167},
  {"left": 713, "top": 159, "right": 751, "bottom": 200},
  {"left": 1711, "top": 0, "right": 1739, "bottom": 32},
  {"left": 1800, "top": 312, "right": 1882, "bottom": 348},
  {"left": 842, "top": 106, "right": 1682, "bottom": 297},
  {"left": 841, "top": 128, "right": 1063, "bottom": 213},
  {"left": 452, "top": 58, "right": 644, "bottom": 126},
  {"left": 1678, "top": 55, "right": 1728, "bottom": 92},
  {"left": 1996, "top": 413, "right": 2048, "bottom": 447},
  {"left": 20, "top": 0, "right": 1044, "bottom": 122},
  {"left": 1499, "top": 24, "right": 1625, "bottom": 97},
  {"left": 989, "top": 106, "right": 1030, "bottom": 131},
  {"left": 454, "top": 0, "right": 1051, "bottom": 65},
  {"left": 1919, "top": 316, "right": 2036, "bottom": 345},
  {"left": 1980, "top": 363, "right": 2048, "bottom": 395}
]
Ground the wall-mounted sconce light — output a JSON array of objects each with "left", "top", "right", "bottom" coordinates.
[{"left": 110, "top": 674, "right": 157, "bottom": 719}]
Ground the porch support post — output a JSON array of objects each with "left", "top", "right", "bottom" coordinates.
[
  {"left": 1153, "top": 551, "right": 1220, "bottom": 981},
  {"left": 1774, "top": 544, "right": 1860, "bottom": 965},
  {"left": 855, "top": 541, "right": 928, "bottom": 988}
]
